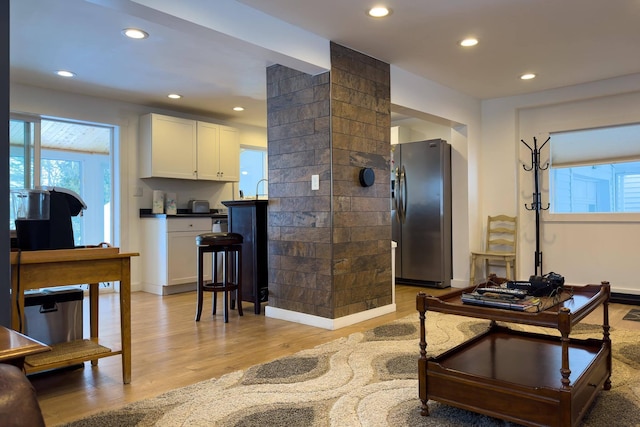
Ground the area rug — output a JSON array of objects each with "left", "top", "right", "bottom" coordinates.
[
  {"left": 623, "top": 308, "right": 640, "bottom": 322},
  {"left": 62, "top": 312, "right": 640, "bottom": 427}
]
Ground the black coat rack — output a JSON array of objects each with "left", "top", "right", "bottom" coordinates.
[{"left": 521, "top": 136, "right": 550, "bottom": 276}]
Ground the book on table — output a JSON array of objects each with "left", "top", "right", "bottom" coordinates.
[{"left": 461, "top": 291, "right": 541, "bottom": 311}]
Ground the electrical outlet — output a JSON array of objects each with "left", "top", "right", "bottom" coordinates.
[{"left": 311, "top": 174, "right": 319, "bottom": 190}]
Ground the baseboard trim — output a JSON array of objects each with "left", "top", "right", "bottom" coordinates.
[
  {"left": 611, "top": 292, "right": 640, "bottom": 305},
  {"left": 142, "top": 282, "right": 196, "bottom": 295},
  {"left": 265, "top": 304, "right": 397, "bottom": 330}
]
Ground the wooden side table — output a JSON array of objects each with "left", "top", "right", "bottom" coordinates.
[
  {"left": 10, "top": 247, "right": 138, "bottom": 383},
  {"left": 0, "top": 326, "right": 50, "bottom": 370}
]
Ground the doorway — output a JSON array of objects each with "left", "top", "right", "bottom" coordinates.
[{"left": 9, "top": 115, "right": 116, "bottom": 288}]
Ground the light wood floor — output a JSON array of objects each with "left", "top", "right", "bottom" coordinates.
[{"left": 30, "top": 285, "right": 638, "bottom": 426}]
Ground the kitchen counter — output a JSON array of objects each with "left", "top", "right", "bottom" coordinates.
[
  {"left": 222, "top": 199, "right": 268, "bottom": 206},
  {"left": 139, "top": 208, "right": 227, "bottom": 219}
]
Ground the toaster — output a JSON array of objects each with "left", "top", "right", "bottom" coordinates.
[{"left": 189, "top": 200, "right": 210, "bottom": 213}]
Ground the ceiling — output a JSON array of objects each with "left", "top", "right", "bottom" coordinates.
[{"left": 10, "top": 0, "right": 640, "bottom": 129}]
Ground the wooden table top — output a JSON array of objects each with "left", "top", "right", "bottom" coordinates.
[
  {"left": 10, "top": 246, "right": 138, "bottom": 264},
  {"left": 0, "top": 326, "right": 50, "bottom": 363}
]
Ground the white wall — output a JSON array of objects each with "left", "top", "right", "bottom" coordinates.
[
  {"left": 10, "top": 82, "right": 267, "bottom": 291},
  {"left": 482, "top": 74, "right": 640, "bottom": 294}
]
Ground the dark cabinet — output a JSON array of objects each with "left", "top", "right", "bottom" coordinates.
[{"left": 222, "top": 200, "right": 268, "bottom": 314}]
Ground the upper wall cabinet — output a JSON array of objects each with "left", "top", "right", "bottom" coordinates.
[
  {"left": 139, "top": 113, "right": 239, "bottom": 181},
  {"left": 139, "top": 113, "right": 196, "bottom": 179},
  {"left": 197, "top": 122, "right": 239, "bottom": 182},
  {"left": 219, "top": 126, "right": 240, "bottom": 181}
]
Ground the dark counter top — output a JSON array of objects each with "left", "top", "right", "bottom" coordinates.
[
  {"left": 222, "top": 199, "right": 268, "bottom": 207},
  {"left": 139, "top": 208, "right": 227, "bottom": 219}
]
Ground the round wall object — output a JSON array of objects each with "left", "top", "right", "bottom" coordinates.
[{"left": 359, "top": 167, "right": 375, "bottom": 187}]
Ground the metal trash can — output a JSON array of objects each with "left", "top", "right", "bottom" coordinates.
[{"left": 24, "top": 287, "right": 83, "bottom": 345}]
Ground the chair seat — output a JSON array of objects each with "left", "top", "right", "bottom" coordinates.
[
  {"left": 471, "top": 251, "right": 515, "bottom": 258},
  {"left": 196, "top": 232, "right": 243, "bottom": 246}
]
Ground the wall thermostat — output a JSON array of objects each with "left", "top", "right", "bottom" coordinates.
[{"left": 359, "top": 167, "right": 375, "bottom": 187}]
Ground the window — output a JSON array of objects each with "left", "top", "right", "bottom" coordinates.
[
  {"left": 239, "top": 147, "right": 267, "bottom": 198},
  {"left": 551, "top": 162, "right": 640, "bottom": 213},
  {"left": 9, "top": 116, "right": 39, "bottom": 229},
  {"left": 9, "top": 116, "right": 113, "bottom": 246},
  {"left": 550, "top": 124, "right": 640, "bottom": 214}
]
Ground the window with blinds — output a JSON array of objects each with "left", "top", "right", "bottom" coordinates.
[{"left": 550, "top": 123, "right": 640, "bottom": 214}]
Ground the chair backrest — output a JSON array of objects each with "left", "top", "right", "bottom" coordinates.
[{"left": 485, "top": 215, "right": 517, "bottom": 254}]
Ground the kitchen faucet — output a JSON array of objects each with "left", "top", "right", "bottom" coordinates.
[{"left": 255, "top": 178, "right": 268, "bottom": 199}]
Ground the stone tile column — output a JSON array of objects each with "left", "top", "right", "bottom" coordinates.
[{"left": 267, "top": 43, "right": 391, "bottom": 320}]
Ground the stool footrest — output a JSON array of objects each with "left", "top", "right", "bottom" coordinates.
[{"left": 202, "top": 283, "right": 238, "bottom": 290}]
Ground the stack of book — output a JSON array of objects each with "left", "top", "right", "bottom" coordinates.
[{"left": 461, "top": 288, "right": 541, "bottom": 312}]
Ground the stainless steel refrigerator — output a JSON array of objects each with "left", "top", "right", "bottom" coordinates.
[{"left": 392, "top": 139, "right": 452, "bottom": 288}]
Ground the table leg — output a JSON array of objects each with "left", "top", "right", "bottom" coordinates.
[
  {"left": 120, "top": 259, "right": 132, "bottom": 384},
  {"left": 559, "top": 307, "right": 571, "bottom": 387},
  {"left": 10, "top": 268, "right": 24, "bottom": 332},
  {"left": 416, "top": 293, "right": 429, "bottom": 416},
  {"left": 601, "top": 281, "right": 612, "bottom": 390},
  {"left": 89, "top": 283, "right": 99, "bottom": 367}
]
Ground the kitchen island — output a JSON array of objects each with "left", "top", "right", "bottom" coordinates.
[{"left": 223, "top": 199, "right": 268, "bottom": 314}]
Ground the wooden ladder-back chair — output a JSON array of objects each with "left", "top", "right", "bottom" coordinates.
[{"left": 470, "top": 215, "right": 517, "bottom": 284}]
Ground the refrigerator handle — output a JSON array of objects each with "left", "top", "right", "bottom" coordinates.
[
  {"left": 398, "top": 165, "right": 407, "bottom": 223},
  {"left": 393, "top": 167, "right": 399, "bottom": 215},
  {"left": 396, "top": 167, "right": 403, "bottom": 223}
]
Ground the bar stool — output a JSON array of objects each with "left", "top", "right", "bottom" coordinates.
[{"left": 195, "top": 232, "right": 243, "bottom": 323}]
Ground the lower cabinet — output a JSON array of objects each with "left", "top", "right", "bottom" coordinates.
[{"left": 141, "top": 217, "right": 212, "bottom": 295}]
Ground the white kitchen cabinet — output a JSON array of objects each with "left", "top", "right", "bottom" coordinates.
[
  {"left": 196, "top": 122, "right": 239, "bottom": 181},
  {"left": 141, "top": 217, "right": 212, "bottom": 295},
  {"left": 140, "top": 113, "right": 239, "bottom": 181},
  {"left": 139, "top": 113, "right": 197, "bottom": 179},
  {"left": 218, "top": 125, "right": 240, "bottom": 181},
  {"left": 195, "top": 121, "right": 220, "bottom": 181}
]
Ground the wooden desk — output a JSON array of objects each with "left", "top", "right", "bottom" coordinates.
[
  {"left": 10, "top": 247, "right": 138, "bottom": 383},
  {"left": 0, "top": 326, "right": 50, "bottom": 370}
]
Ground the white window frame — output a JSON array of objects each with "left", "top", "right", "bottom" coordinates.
[
  {"left": 544, "top": 123, "right": 640, "bottom": 224},
  {"left": 238, "top": 145, "right": 268, "bottom": 198}
]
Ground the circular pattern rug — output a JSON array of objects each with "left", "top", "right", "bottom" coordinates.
[{"left": 62, "top": 313, "right": 640, "bottom": 426}]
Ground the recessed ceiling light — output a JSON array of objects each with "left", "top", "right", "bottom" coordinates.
[
  {"left": 56, "top": 70, "right": 75, "bottom": 78},
  {"left": 167, "top": 93, "right": 182, "bottom": 99},
  {"left": 459, "top": 38, "right": 478, "bottom": 47},
  {"left": 520, "top": 73, "right": 536, "bottom": 80},
  {"left": 122, "top": 28, "right": 149, "bottom": 39},
  {"left": 233, "top": 106, "right": 245, "bottom": 112},
  {"left": 368, "top": 7, "right": 391, "bottom": 18}
]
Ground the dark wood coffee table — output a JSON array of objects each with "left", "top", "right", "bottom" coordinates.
[{"left": 416, "top": 282, "right": 611, "bottom": 427}]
